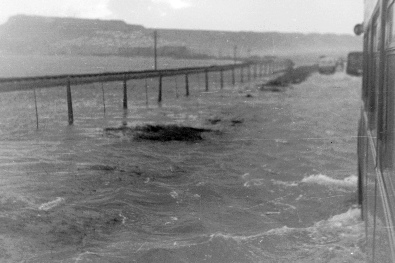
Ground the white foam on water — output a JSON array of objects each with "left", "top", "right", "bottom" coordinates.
[
  {"left": 301, "top": 174, "right": 357, "bottom": 189},
  {"left": 271, "top": 179, "right": 298, "bottom": 187},
  {"left": 169, "top": 190, "right": 179, "bottom": 198},
  {"left": 241, "top": 173, "right": 250, "bottom": 179},
  {"left": 265, "top": 225, "right": 297, "bottom": 235},
  {"left": 244, "top": 178, "right": 265, "bottom": 187},
  {"left": 105, "top": 208, "right": 363, "bottom": 262},
  {"left": 208, "top": 207, "right": 362, "bottom": 242},
  {"left": 321, "top": 207, "right": 361, "bottom": 228},
  {"left": 119, "top": 212, "right": 127, "bottom": 224},
  {"left": 274, "top": 139, "right": 289, "bottom": 144},
  {"left": 38, "top": 197, "right": 65, "bottom": 211}
]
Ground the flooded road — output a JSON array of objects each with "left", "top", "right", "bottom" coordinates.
[{"left": 0, "top": 70, "right": 364, "bottom": 262}]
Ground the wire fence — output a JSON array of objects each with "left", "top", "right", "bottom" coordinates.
[{"left": 0, "top": 60, "right": 288, "bottom": 127}]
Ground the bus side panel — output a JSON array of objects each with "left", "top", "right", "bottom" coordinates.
[
  {"left": 364, "top": 134, "right": 377, "bottom": 262},
  {"left": 372, "top": 172, "right": 393, "bottom": 263},
  {"left": 363, "top": 141, "right": 393, "bottom": 263}
]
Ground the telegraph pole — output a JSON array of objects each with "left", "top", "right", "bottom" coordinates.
[{"left": 154, "top": 30, "right": 158, "bottom": 70}]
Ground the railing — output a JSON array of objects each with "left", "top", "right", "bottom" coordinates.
[{"left": 0, "top": 60, "right": 288, "bottom": 126}]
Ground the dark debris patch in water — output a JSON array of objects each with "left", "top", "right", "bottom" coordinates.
[
  {"left": 205, "top": 116, "right": 244, "bottom": 126},
  {"left": 80, "top": 164, "right": 117, "bottom": 171},
  {"left": 258, "top": 65, "right": 318, "bottom": 91},
  {"left": 105, "top": 124, "right": 214, "bottom": 142}
]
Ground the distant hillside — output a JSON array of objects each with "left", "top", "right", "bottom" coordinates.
[{"left": 0, "top": 15, "right": 362, "bottom": 63}]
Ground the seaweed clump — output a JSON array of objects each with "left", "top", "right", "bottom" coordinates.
[
  {"left": 134, "top": 125, "right": 212, "bottom": 141},
  {"left": 259, "top": 65, "right": 318, "bottom": 91},
  {"left": 105, "top": 124, "right": 213, "bottom": 142}
]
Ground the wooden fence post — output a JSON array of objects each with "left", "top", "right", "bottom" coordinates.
[
  {"left": 66, "top": 76, "right": 73, "bottom": 125},
  {"left": 185, "top": 74, "right": 189, "bottom": 96},
  {"left": 220, "top": 70, "right": 224, "bottom": 89},
  {"left": 205, "top": 70, "right": 209, "bottom": 91},
  {"left": 174, "top": 77, "right": 179, "bottom": 98},
  {"left": 247, "top": 65, "right": 251, "bottom": 82},
  {"left": 33, "top": 88, "right": 39, "bottom": 129},
  {"left": 158, "top": 75, "right": 162, "bottom": 103},
  {"left": 101, "top": 82, "right": 106, "bottom": 115},
  {"left": 240, "top": 67, "right": 244, "bottom": 83},
  {"left": 253, "top": 64, "right": 257, "bottom": 79},
  {"left": 232, "top": 68, "right": 235, "bottom": 86},
  {"left": 123, "top": 74, "right": 128, "bottom": 109}
]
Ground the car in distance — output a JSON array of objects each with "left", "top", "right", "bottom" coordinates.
[
  {"left": 346, "top": 51, "right": 363, "bottom": 76},
  {"left": 318, "top": 56, "right": 337, "bottom": 74}
]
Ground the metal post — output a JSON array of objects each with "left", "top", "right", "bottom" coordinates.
[
  {"left": 66, "top": 76, "right": 73, "bottom": 125},
  {"left": 158, "top": 75, "right": 162, "bottom": 103},
  {"left": 185, "top": 74, "right": 189, "bottom": 96},
  {"left": 123, "top": 74, "right": 128, "bottom": 109}
]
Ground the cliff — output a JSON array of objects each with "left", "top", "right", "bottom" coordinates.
[{"left": 0, "top": 15, "right": 362, "bottom": 60}]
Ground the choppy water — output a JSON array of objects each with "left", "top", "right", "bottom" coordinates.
[{"left": 0, "top": 69, "right": 364, "bottom": 262}]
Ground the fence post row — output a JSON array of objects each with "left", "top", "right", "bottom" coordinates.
[
  {"left": 66, "top": 76, "right": 73, "bottom": 125},
  {"left": 6, "top": 61, "right": 282, "bottom": 126}
]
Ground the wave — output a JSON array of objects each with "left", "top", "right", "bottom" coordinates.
[
  {"left": 301, "top": 174, "right": 357, "bottom": 189},
  {"left": 38, "top": 197, "right": 65, "bottom": 211},
  {"left": 206, "top": 207, "right": 362, "bottom": 242},
  {"left": 245, "top": 174, "right": 357, "bottom": 189}
]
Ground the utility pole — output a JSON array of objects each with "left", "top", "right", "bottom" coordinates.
[{"left": 154, "top": 30, "right": 158, "bottom": 70}]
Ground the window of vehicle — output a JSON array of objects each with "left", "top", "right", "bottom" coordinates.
[{"left": 387, "top": 2, "right": 394, "bottom": 46}]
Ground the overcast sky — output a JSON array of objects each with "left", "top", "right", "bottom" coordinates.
[{"left": 0, "top": 0, "right": 363, "bottom": 34}]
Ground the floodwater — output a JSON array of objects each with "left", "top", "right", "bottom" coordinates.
[{"left": 0, "top": 68, "right": 364, "bottom": 262}]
